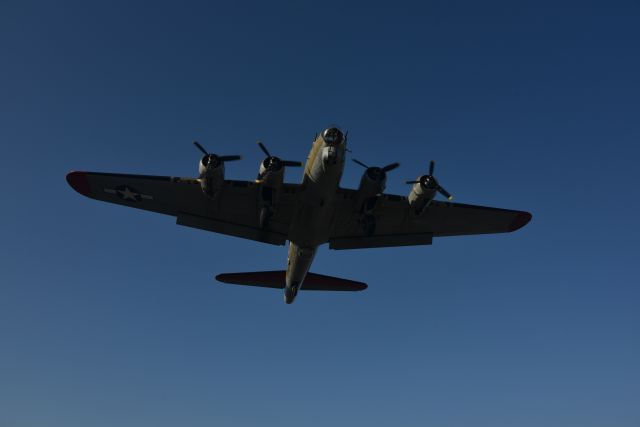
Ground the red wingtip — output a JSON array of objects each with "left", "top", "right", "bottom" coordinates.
[
  {"left": 508, "top": 211, "right": 532, "bottom": 232},
  {"left": 66, "top": 171, "right": 92, "bottom": 197}
]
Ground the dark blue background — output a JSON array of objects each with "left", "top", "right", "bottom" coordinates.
[{"left": 1, "top": 1, "right": 639, "bottom": 425}]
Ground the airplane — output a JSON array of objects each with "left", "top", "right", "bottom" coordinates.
[{"left": 66, "top": 126, "right": 532, "bottom": 304}]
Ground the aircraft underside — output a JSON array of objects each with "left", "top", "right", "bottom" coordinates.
[{"left": 66, "top": 125, "right": 531, "bottom": 304}]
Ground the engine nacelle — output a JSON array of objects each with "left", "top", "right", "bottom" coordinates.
[
  {"left": 198, "top": 155, "right": 225, "bottom": 198},
  {"left": 355, "top": 168, "right": 387, "bottom": 212},
  {"left": 408, "top": 180, "right": 437, "bottom": 215},
  {"left": 256, "top": 159, "right": 285, "bottom": 229},
  {"left": 257, "top": 158, "right": 285, "bottom": 188},
  {"left": 407, "top": 161, "right": 452, "bottom": 213},
  {"left": 359, "top": 213, "right": 377, "bottom": 236},
  {"left": 253, "top": 146, "right": 303, "bottom": 228}
]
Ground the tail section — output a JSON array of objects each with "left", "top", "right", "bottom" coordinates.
[{"left": 215, "top": 270, "right": 367, "bottom": 292}]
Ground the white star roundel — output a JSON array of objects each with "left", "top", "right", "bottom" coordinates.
[{"left": 103, "top": 185, "right": 153, "bottom": 202}]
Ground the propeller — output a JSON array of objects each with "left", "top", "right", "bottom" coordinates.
[
  {"left": 352, "top": 158, "right": 400, "bottom": 180},
  {"left": 406, "top": 160, "right": 453, "bottom": 200},
  {"left": 257, "top": 141, "right": 303, "bottom": 170},
  {"left": 193, "top": 141, "right": 242, "bottom": 168}
]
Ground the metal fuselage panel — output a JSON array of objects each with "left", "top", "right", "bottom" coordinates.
[{"left": 284, "top": 131, "right": 346, "bottom": 303}]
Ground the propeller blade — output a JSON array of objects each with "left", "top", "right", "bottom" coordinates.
[
  {"left": 437, "top": 185, "right": 452, "bottom": 200},
  {"left": 405, "top": 180, "right": 420, "bottom": 184},
  {"left": 429, "top": 160, "right": 435, "bottom": 175},
  {"left": 219, "top": 155, "right": 242, "bottom": 162},
  {"left": 381, "top": 162, "right": 400, "bottom": 172},
  {"left": 257, "top": 141, "right": 271, "bottom": 157},
  {"left": 352, "top": 158, "right": 369, "bottom": 169},
  {"left": 282, "top": 160, "right": 303, "bottom": 167},
  {"left": 193, "top": 141, "right": 208, "bottom": 156}
]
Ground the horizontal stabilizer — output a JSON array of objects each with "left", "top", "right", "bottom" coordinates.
[{"left": 215, "top": 271, "right": 367, "bottom": 292}]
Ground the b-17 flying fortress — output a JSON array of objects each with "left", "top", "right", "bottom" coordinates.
[{"left": 67, "top": 126, "right": 531, "bottom": 304}]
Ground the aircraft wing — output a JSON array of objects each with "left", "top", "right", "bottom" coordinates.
[
  {"left": 66, "top": 171, "right": 299, "bottom": 246},
  {"left": 329, "top": 189, "right": 531, "bottom": 249}
]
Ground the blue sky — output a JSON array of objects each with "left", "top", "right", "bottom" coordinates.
[{"left": 1, "top": 1, "right": 639, "bottom": 426}]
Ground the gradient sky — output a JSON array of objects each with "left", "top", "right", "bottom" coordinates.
[{"left": 1, "top": 1, "right": 639, "bottom": 426}]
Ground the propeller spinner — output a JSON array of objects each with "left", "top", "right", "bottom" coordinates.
[
  {"left": 257, "top": 141, "right": 303, "bottom": 171},
  {"left": 352, "top": 158, "right": 400, "bottom": 181},
  {"left": 193, "top": 141, "right": 242, "bottom": 168},
  {"left": 406, "top": 160, "right": 453, "bottom": 200}
]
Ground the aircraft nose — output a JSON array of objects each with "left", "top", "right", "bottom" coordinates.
[{"left": 321, "top": 127, "right": 344, "bottom": 145}]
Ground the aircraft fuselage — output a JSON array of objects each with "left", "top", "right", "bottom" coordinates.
[{"left": 284, "top": 127, "right": 346, "bottom": 303}]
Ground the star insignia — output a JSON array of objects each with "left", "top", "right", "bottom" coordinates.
[
  {"left": 103, "top": 185, "right": 153, "bottom": 202},
  {"left": 117, "top": 186, "right": 140, "bottom": 201}
]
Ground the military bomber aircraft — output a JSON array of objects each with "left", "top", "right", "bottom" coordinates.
[{"left": 66, "top": 126, "right": 531, "bottom": 304}]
